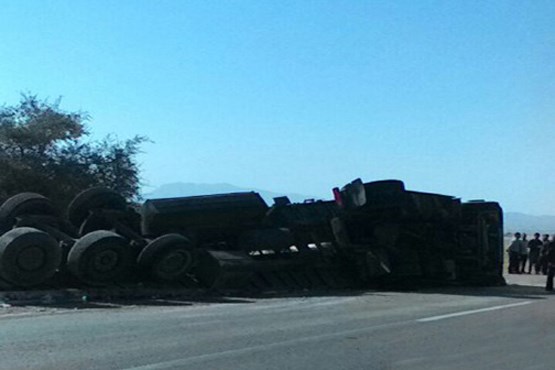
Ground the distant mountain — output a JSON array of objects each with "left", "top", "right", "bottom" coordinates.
[
  {"left": 143, "top": 182, "right": 318, "bottom": 205},
  {"left": 504, "top": 212, "right": 555, "bottom": 234}
]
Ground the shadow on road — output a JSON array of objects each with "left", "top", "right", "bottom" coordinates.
[
  {"left": 2, "top": 294, "right": 258, "bottom": 311},
  {"left": 58, "top": 296, "right": 257, "bottom": 309},
  {"left": 413, "top": 284, "right": 550, "bottom": 300},
  {"left": 1, "top": 287, "right": 388, "bottom": 311},
  {"left": 2, "top": 273, "right": 550, "bottom": 312}
]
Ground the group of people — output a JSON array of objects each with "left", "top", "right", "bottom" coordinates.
[{"left": 507, "top": 232, "right": 555, "bottom": 291}]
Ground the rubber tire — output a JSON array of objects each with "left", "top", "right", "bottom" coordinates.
[
  {"left": 137, "top": 234, "right": 194, "bottom": 282},
  {"left": 0, "top": 227, "right": 62, "bottom": 287},
  {"left": 0, "top": 277, "right": 14, "bottom": 290},
  {"left": 67, "top": 230, "right": 133, "bottom": 286},
  {"left": 238, "top": 228, "right": 294, "bottom": 252},
  {"left": 67, "top": 187, "right": 127, "bottom": 229},
  {"left": 0, "top": 193, "right": 57, "bottom": 232},
  {"left": 78, "top": 213, "right": 115, "bottom": 236}
]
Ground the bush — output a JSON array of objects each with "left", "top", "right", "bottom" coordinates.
[{"left": 0, "top": 94, "right": 147, "bottom": 207}]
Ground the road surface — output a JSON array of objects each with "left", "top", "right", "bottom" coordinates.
[{"left": 1, "top": 274, "right": 554, "bottom": 370}]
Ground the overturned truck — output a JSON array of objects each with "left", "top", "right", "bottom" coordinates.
[{"left": 0, "top": 178, "right": 504, "bottom": 291}]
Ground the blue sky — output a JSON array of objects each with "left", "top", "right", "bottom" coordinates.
[{"left": 1, "top": 0, "right": 554, "bottom": 214}]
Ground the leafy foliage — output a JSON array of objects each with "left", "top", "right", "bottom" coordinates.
[{"left": 0, "top": 94, "right": 147, "bottom": 206}]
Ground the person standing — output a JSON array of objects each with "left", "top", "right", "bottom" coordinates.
[
  {"left": 545, "top": 240, "right": 555, "bottom": 291},
  {"left": 507, "top": 232, "right": 524, "bottom": 274},
  {"left": 539, "top": 234, "right": 550, "bottom": 275},
  {"left": 520, "top": 233, "right": 529, "bottom": 273},
  {"left": 527, "top": 233, "right": 543, "bottom": 274}
]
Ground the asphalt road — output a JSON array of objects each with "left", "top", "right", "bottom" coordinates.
[{"left": 1, "top": 274, "right": 554, "bottom": 370}]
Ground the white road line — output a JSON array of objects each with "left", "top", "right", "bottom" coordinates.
[{"left": 417, "top": 301, "right": 533, "bottom": 322}]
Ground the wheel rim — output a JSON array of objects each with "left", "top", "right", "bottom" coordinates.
[
  {"left": 16, "top": 245, "right": 46, "bottom": 271},
  {"left": 92, "top": 249, "right": 120, "bottom": 273}
]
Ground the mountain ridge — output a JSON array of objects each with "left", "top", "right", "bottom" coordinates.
[
  {"left": 143, "top": 182, "right": 319, "bottom": 204},
  {"left": 503, "top": 212, "right": 555, "bottom": 234}
]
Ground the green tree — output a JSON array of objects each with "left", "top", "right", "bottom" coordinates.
[{"left": 0, "top": 94, "right": 147, "bottom": 206}]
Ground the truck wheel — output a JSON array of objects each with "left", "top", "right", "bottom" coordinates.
[
  {"left": 78, "top": 213, "right": 115, "bottom": 236},
  {"left": 0, "top": 227, "right": 62, "bottom": 287},
  {"left": 67, "top": 187, "right": 127, "bottom": 229},
  {"left": 0, "top": 193, "right": 57, "bottom": 232},
  {"left": 0, "top": 277, "right": 14, "bottom": 290},
  {"left": 137, "top": 234, "right": 194, "bottom": 282},
  {"left": 67, "top": 230, "right": 133, "bottom": 285}
]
